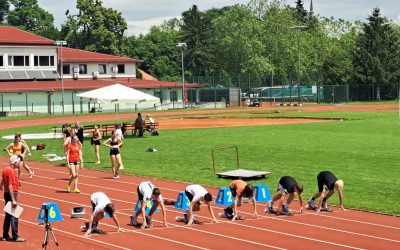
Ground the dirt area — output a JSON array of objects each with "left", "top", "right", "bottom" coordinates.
[{"left": 0, "top": 103, "right": 396, "bottom": 131}]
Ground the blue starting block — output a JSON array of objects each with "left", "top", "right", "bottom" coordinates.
[
  {"left": 174, "top": 192, "right": 190, "bottom": 210},
  {"left": 133, "top": 200, "right": 159, "bottom": 213},
  {"left": 37, "top": 202, "right": 63, "bottom": 223},
  {"left": 215, "top": 187, "right": 234, "bottom": 206},
  {"left": 254, "top": 184, "right": 272, "bottom": 202}
]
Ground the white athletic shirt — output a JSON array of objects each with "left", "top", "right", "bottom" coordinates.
[
  {"left": 115, "top": 128, "right": 123, "bottom": 140},
  {"left": 186, "top": 184, "right": 208, "bottom": 202},
  {"left": 91, "top": 192, "right": 111, "bottom": 215},
  {"left": 139, "top": 181, "right": 163, "bottom": 202}
]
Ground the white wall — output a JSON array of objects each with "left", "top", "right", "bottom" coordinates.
[
  {"left": 0, "top": 46, "right": 57, "bottom": 71},
  {"left": 62, "top": 62, "right": 136, "bottom": 79}
]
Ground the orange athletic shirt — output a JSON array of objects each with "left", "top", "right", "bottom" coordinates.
[
  {"left": 12, "top": 143, "right": 22, "bottom": 154},
  {"left": 67, "top": 144, "right": 81, "bottom": 162},
  {"left": 229, "top": 180, "right": 247, "bottom": 196}
]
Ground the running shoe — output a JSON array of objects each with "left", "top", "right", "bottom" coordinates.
[
  {"left": 266, "top": 202, "right": 277, "bottom": 214},
  {"left": 279, "top": 205, "right": 292, "bottom": 215},
  {"left": 307, "top": 200, "right": 317, "bottom": 210},
  {"left": 66, "top": 185, "right": 71, "bottom": 193},
  {"left": 130, "top": 215, "right": 140, "bottom": 226},
  {"left": 29, "top": 171, "right": 35, "bottom": 179},
  {"left": 320, "top": 202, "right": 332, "bottom": 212},
  {"left": 145, "top": 216, "right": 153, "bottom": 228},
  {"left": 74, "top": 189, "right": 80, "bottom": 193}
]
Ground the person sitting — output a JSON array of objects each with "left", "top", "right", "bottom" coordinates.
[{"left": 134, "top": 113, "right": 144, "bottom": 136}]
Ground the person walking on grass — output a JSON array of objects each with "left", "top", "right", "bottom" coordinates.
[
  {"left": 266, "top": 176, "right": 304, "bottom": 215},
  {"left": 176, "top": 184, "right": 218, "bottom": 225},
  {"left": 222, "top": 180, "right": 258, "bottom": 221},
  {"left": 103, "top": 131, "right": 123, "bottom": 179},
  {"left": 0, "top": 155, "right": 26, "bottom": 242},
  {"left": 4, "top": 134, "right": 34, "bottom": 180},
  {"left": 130, "top": 181, "right": 168, "bottom": 229},
  {"left": 84, "top": 192, "right": 122, "bottom": 237},
  {"left": 307, "top": 171, "right": 345, "bottom": 212},
  {"left": 92, "top": 125, "right": 102, "bottom": 164},
  {"left": 66, "top": 135, "right": 82, "bottom": 193}
]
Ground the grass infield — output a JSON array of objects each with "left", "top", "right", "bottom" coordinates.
[{"left": 1, "top": 109, "right": 399, "bottom": 215}]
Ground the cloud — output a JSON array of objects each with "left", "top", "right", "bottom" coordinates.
[{"left": 126, "top": 16, "right": 179, "bottom": 37}]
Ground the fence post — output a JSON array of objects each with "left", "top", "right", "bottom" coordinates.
[
  {"left": 9, "top": 100, "right": 11, "bottom": 111},
  {"left": 1, "top": 93, "right": 3, "bottom": 112}
]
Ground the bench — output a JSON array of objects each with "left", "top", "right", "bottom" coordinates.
[{"left": 82, "top": 122, "right": 159, "bottom": 137}]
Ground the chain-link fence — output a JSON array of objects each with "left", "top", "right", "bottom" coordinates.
[{"left": 186, "top": 75, "right": 400, "bottom": 105}]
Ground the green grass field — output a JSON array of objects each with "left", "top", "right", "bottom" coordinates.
[{"left": 1, "top": 109, "right": 399, "bottom": 214}]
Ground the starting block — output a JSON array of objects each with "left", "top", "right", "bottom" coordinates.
[
  {"left": 134, "top": 200, "right": 159, "bottom": 213},
  {"left": 215, "top": 187, "right": 234, "bottom": 206},
  {"left": 37, "top": 202, "right": 63, "bottom": 223},
  {"left": 174, "top": 192, "right": 190, "bottom": 210},
  {"left": 71, "top": 206, "right": 85, "bottom": 218},
  {"left": 254, "top": 184, "right": 272, "bottom": 202}
]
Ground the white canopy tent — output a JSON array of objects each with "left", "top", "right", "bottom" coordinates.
[{"left": 76, "top": 83, "right": 160, "bottom": 105}]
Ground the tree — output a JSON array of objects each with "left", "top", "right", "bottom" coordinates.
[
  {"left": 353, "top": 8, "right": 400, "bottom": 100},
  {"left": 7, "top": 0, "right": 59, "bottom": 39},
  {"left": 212, "top": 4, "right": 272, "bottom": 76},
  {"left": 0, "top": 0, "right": 9, "bottom": 23},
  {"left": 292, "top": 0, "right": 308, "bottom": 23},
  {"left": 63, "top": 0, "right": 127, "bottom": 55}
]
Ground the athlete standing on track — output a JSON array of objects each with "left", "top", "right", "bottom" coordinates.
[
  {"left": 4, "top": 134, "right": 34, "bottom": 180},
  {"left": 92, "top": 125, "right": 102, "bottom": 164},
  {"left": 103, "top": 130, "right": 123, "bottom": 179},
  {"left": 266, "top": 176, "right": 304, "bottom": 215},
  {"left": 307, "top": 171, "right": 345, "bottom": 212},
  {"left": 66, "top": 135, "right": 82, "bottom": 193}
]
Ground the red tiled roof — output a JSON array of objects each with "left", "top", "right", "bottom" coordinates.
[
  {"left": 0, "top": 26, "right": 55, "bottom": 46},
  {"left": 0, "top": 78, "right": 200, "bottom": 93},
  {"left": 59, "top": 47, "right": 143, "bottom": 63},
  {"left": 138, "top": 69, "right": 158, "bottom": 81}
]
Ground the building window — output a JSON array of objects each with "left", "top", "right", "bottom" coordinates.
[
  {"left": 0, "top": 55, "right": 3, "bottom": 67},
  {"left": 170, "top": 90, "right": 177, "bottom": 102},
  {"left": 117, "top": 64, "right": 125, "bottom": 74},
  {"left": 8, "top": 55, "right": 30, "bottom": 67},
  {"left": 63, "top": 64, "right": 70, "bottom": 75},
  {"left": 34, "top": 56, "right": 55, "bottom": 67},
  {"left": 79, "top": 64, "right": 87, "bottom": 74},
  {"left": 99, "top": 64, "right": 107, "bottom": 74}
]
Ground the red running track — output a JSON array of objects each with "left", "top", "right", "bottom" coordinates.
[{"left": 0, "top": 158, "right": 399, "bottom": 250}]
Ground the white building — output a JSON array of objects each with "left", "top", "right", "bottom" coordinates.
[{"left": 0, "top": 26, "right": 194, "bottom": 115}]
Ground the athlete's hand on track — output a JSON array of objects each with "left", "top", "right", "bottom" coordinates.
[
  {"left": 339, "top": 206, "right": 345, "bottom": 211},
  {"left": 299, "top": 207, "right": 303, "bottom": 213}
]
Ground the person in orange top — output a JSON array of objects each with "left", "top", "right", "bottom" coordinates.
[
  {"left": 0, "top": 155, "right": 26, "bottom": 242},
  {"left": 66, "top": 135, "right": 82, "bottom": 193},
  {"left": 223, "top": 180, "right": 258, "bottom": 221},
  {"left": 4, "top": 134, "right": 34, "bottom": 180}
]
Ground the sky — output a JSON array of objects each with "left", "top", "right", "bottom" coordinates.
[{"left": 37, "top": 0, "right": 400, "bottom": 36}]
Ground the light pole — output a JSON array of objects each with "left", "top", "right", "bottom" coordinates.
[
  {"left": 290, "top": 25, "right": 307, "bottom": 104},
  {"left": 55, "top": 40, "right": 67, "bottom": 114},
  {"left": 176, "top": 42, "right": 187, "bottom": 109}
]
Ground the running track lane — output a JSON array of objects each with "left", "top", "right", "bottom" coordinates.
[{"left": 0, "top": 158, "right": 399, "bottom": 249}]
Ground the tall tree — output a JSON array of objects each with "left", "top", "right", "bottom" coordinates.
[
  {"left": 63, "top": 0, "right": 127, "bottom": 55},
  {"left": 180, "top": 5, "right": 215, "bottom": 76},
  {"left": 353, "top": 8, "right": 400, "bottom": 100},
  {"left": 292, "top": 0, "right": 308, "bottom": 23},
  {"left": 7, "top": 0, "right": 59, "bottom": 39},
  {"left": 0, "top": 0, "right": 9, "bottom": 23},
  {"left": 212, "top": 4, "right": 272, "bottom": 75}
]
